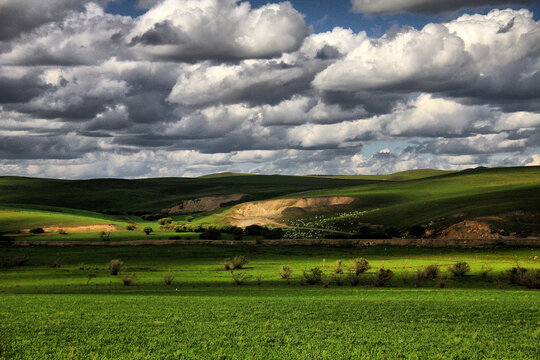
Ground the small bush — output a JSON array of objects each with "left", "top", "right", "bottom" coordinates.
[
  {"left": 280, "top": 265, "right": 293, "bottom": 279},
  {"left": 505, "top": 266, "right": 527, "bottom": 285},
  {"left": 78, "top": 262, "right": 85, "bottom": 270},
  {"left": 173, "top": 225, "right": 185, "bottom": 233},
  {"left": 424, "top": 264, "right": 439, "bottom": 280},
  {"left": 108, "top": 259, "right": 123, "bottom": 275},
  {"left": 437, "top": 277, "right": 450, "bottom": 288},
  {"left": 223, "top": 260, "right": 232, "bottom": 270},
  {"left": 350, "top": 258, "right": 371, "bottom": 276},
  {"left": 303, "top": 267, "right": 324, "bottom": 285},
  {"left": 448, "top": 262, "right": 471, "bottom": 277},
  {"left": 415, "top": 269, "right": 427, "bottom": 287},
  {"left": 333, "top": 260, "right": 344, "bottom": 274},
  {"left": 143, "top": 227, "right": 153, "bottom": 235},
  {"left": 518, "top": 269, "right": 540, "bottom": 289},
  {"left": 373, "top": 268, "right": 394, "bottom": 287},
  {"left": 348, "top": 273, "right": 361, "bottom": 286},
  {"left": 245, "top": 225, "right": 264, "bottom": 236},
  {"left": 99, "top": 231, "right": 110, "bottom": 241},
  {"left": 126, "top": 225, "right": 136, "bottom": 231},
  {"left": 163, "top": 272, "right": 175, "bottom": 285},
  {"left": 256, "top": 273, "right": 263, "bottom": 285},
  {"left": 121, "top": 273, "right": 136, "bottom": 286},
  {"left": 29, "top": 227, "right": 45, "bottom": 234},
  {"left": 331, "top": 274, "right": 345, "bottom": 286},
  {"left": 186, "top": 216, "right": 193, "bottom": 223},
  {"left": 230, "top": 270, "right": 251, "bottom": 285},
  {"left": 57, "top": 229, "right": 67, "bottom": 235},
  {"left": 232, "top": 256, "right": 248, "bottom": 269},
  {"left": 157, "top": 217, "right": 173, "bottom": 225}
]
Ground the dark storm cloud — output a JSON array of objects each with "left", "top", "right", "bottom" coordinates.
[
  {"left": 0, "top": 73, "right": 49, "bottom": 104},
  {"left": 0, "top": 135, "right": 99, "bottom": 160},
  {"left": 351, "top": 0, "right": 535, "bottom": 15}
]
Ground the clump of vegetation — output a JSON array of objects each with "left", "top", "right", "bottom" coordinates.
[
  {"left": 86, "top": 273, "right": 96, "bottom": 286},
  {"left": 415, "top": 269, "right": 427, "bottom": 287},
  {"left": 232, "top": 256, "right": 248, "bottom": 269},
  {"left": 223, "top": 260, "right": 232, "bottom": 270},
  {"left": 373, "top": 268, "right": 394, "bottom": 287},
  {"left": 437, "top": 277, "right": 450, "bottom": 288},
  {"left": 303, "top": 267, "right": 324, "bottom": 285},
  {"left": 517, "top": 269, "right": 540, "bottom": 289},
  {"left": 448, "top": 262, "right": 471, "bottom": 277},
  {"left": 126, "top": 225, "right": 136, "bottom": 231},
  {"left": 333, "top": 260, "right": 344, "bottom": 274},
  {"left": 350, "top": 258, "right": 371, "bottom": 275},
  {"left": 108, "top": 259, "right": 123, "bottom": 275},
  {"left": 186, "top": 216, "right": 193, "bottom": 223},
  {"left": 199, "top": 228, "right": 222, "bottom": 240},
  {"left": 78, "top": 262, "right": 85, "bottom": 270},
  {"left": 504, "top": 266, "right": 527, "bottom": 285},
  {"left": 121, "top": 273, "right": 136, "bottom": 286},
  {"left": 163, "top": 271, "right": 175, "bottom": 285},
  {"left": 143, "top": 227, "right": 153, "bottom": 235},
  {"left": 29, "top": 227, "right": 45, "bottom": 234},
  {"left": 280, "top": 265, "right": 293, "bottom": 279},
  {"left": 245, "top": 224, "right": 264, "bottom": 236},
  {"left": 408, "top": 225, "right": 425, "bottom": 238},
  {"left": 331, "top": 273, "right": 345, "bottom": 286},
  {"left": 99, "top": 231, "right": 110, "bottom": 241},
  {"left": 424, "top": 264, "right": 439, "bottom": 280},
  {"left": 230, "top": 270, "right": 251, "bottom": 285},
  {"left": 480, "top": 265, "right": 493, "bottom": 280},
  {"left": 173, "top": 225, "right": 185, "bottom": 233},
  {"left": 232, "top": 227, "right": 244, "bottom": 240},
  {"left": 158, "top": 217, "right": 173, "bottom": 226},
  {"left": 57, "top": 229, "right": 67, "bottom": 235}
]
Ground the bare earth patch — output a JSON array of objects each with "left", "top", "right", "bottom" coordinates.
[
  {"left": 40, "top": 225, "right": 118, "bottom": 233},
  {"left": 162, "top": 194, "right": 244, "bottom": 214},
  {"left": 226, "top": 196, "right": 357, "bottom": 227},
  {"left": 436, "top": 220, "right": 502, "bottom": 239}
]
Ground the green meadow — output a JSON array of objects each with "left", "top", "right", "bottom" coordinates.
[{"left": 0, "top": 245, "right": 539, "bottom": 359}]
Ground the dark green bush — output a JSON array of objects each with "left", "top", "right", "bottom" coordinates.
[
  {"left": 373, "top": 268, "right": 394, "bottom": 287},
  {"left": 333, "top": 260, "right": 344, "bottom": 274},
  {"left": 143, "top": 227, "right": 153, "bottom": 235},
  {"left": 232, "top": 256, "right": 248, "bottom": 269},
  {"left": 158, "top": 217, "right": 173, "bottom": 225},
  {"left": 121, "top": 273, "right": 136, "bottom": 286},
  {"left": 518, "top": 269, "right": 540, "bottom": 289},
  {"left": 29, "top": 227, "right": 45, "bottom": 234},
  {"left": 230, "top": 270, "right": 251, "bottom": 285},
  {"left": 245, "top": 225, "right": 264, "bottom": 236},
  {"left": 448, "top": 262, "right": 471, "bottom": 277},
  {"left": 57, "top": 229, "right": 67, "bottom": 235},
  {"left": 108, "top": 259, "right": 123, "bottom": 275},
  {"left": 303, "top": 267, "right": 324, "bottom": 285},
  {"left": 126, "top": 225, "right": 136, "bottom": 231},
  {"left": 280, "top": 265, "right": 293, "bottom": 279},
  {"left": 350, "top": 258, "right": 371, "bottom": 275},
  {"left": 163, "top": 272, "right": 175, "bottom": 285},
  {"left": 424, "top": 264, "right": 439, "bottom": 280}
]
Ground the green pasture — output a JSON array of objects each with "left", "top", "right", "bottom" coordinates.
[{"left": 0, "top": 245, "right": 539, "bottom": 359}]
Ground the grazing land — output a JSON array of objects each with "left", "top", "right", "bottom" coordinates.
[{"left": 0, "top": 245, "right": 539, "bottom": 359}]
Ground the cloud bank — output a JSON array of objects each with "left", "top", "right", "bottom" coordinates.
[{"left": 0, "top": 1, "right": 538, "bottom": 177}]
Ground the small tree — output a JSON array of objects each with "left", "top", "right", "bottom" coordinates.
[
  {"left": 280, "top": 265, "right": 293, "bottom": 279},
  {"left": 99, "top": 231, "right": 110, "bottom": 241},
  {"left": 163, "top": 271, "right": 175, "bottom": 285},
  {"left": 199, "top": 228, "right": 222, "bottom": 240},
  {"left": 373, "top": 268, "right": 394, "bottom": 287},
  {"left": 350, "top": 258, "right": 371, "bottom": 276},
  {"left": 232, "top": 256, "right": 248, "bottom": 269},
  {"left": 126, "top": 225, "right": 136, "bottom": 231},
  {"left": 143, "top": 227, "right": 153, "bottom": 235},
  {"left": 303, "top": 267, "right": 324, "bottom": 285},
  {"left": 108, "top": 259, "right": 123, "bottom": 275},
  {"left": 29, "top": 227, "right": 45, "bottom": 234}
]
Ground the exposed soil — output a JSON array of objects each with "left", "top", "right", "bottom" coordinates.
[
  {"left": 436, "top": 220, "right": 502, "bottom": 239},
  {"left": 227, "top": 196, "right": 357, "bottom": 227},
  {"left": 40, "top": 225, "right": 118, "bottom": 233},
  {"left": 162, "top": 194, "right": 244, "bottom": 214}
]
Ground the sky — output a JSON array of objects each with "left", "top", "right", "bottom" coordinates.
[{"left": 0, "top": 0, "right": 539, "bottom": 178}]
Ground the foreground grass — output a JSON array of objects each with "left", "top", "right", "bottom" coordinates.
[{"left": 0, "top": 245, "right": 539, "bottom": 359}]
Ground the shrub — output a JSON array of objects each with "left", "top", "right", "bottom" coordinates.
[
  {"left": 331, "top": 274, "right": 345, "bottom": 286},
  {"left": 348, "top": 273, "right": 361, "bottom": 286},
  {"left": 303, "top": 267, "right": 324, "bottom": 285},
  {"left": 333, "top": 260, "right": 344, "bottom": 274},
  {"left": 29, "top": 227, "right": 45, "bottom": 234},
  {"left": 232, "top": 227, "right": 244, "bottom": 237},
  {"left": 126, "top": 225, "right": 136, "bottom": 231},
  {"left": 199, "top": 229, "right": 222, "bottom": 240},
  {"left": 99, "top": 231, "right": 110, "bottom": 241},
  {"left": 108, "top": 259, "right": 123, "bottom": 275},
  {"left": 448, "top": 262, "right": 471, "bottom": 277},
  {"left": 350, "top": 258, "right": 371, "bottom": 276},
  {"left": 230, "top": 270, "right": 251, "bottom": 285},
  {"left": 408, "top": 225, "right": 425, "bottom": 238},
  {"left": 263, "top": 228, "right": 284, "bottom": 239},
  {"left": 424, "top": 264, "right": 439, "bottom": 280},
  {"left": 143, "top": 227, "right": 153, "bottom": 235},
  {"left": 78, "top": 262, "right": 85, "bottom": 270},
  {"left": 280, "top": 265, "right": 293, "bottom": 279},
  {"left": 415, "top": 269, "right": 427, "bottom": 287},
  {"left": 232, "top": 256, "right": 248, "bottom": 269},
  {"left": 223, "top": 260, "right": 232, "bottom": 270},
  {"left": 186, "top": 216, "right": 193, "bottom": 223},
  {"left": 163, "top": 272, "right": 175, "bottom": 285},
  {"left": 480, "top": 265, "right": 493, "bottom": 280},
  {"left": 517, "top": 269, "right": 540, "bottom": 289},
  {"left": 373, "top": 268, "right": 394, "bottom": 287},
  {"left": 256, "top": 273, "right": 263, "bottom": 285},
  {"left": 173, "top": 225, "right": 185, "bottom": 233},
  {"left": 505, "top": 266, "right": 527, "bottom": 285},
  {"left": 57, "top": 229, "right": 67, "bottom": 235},
  {"left": 437, "top": 277, "right": 450, "bottom": 288},
  {"left": 157, "top": 217, "right": 173, "bottom": 225},
  {"left": 121, "top": 273, "right": 136, "bottom": 286}
]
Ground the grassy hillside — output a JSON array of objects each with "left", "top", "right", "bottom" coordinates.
[
  {"left": 283, "top": 166, "right": 540, "bottom": 230},
  {"left": 318, "top": 168, "right": 456, "bottom": 181},
  {"left": 0, "top": 175, "right": 373, "bottom": 213}
]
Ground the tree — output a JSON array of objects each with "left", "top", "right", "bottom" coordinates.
[
  {"left": 158, "top": 217, "right": 172, "bottom": 225},
  {"left": 143, "top": 227, "right": 153, "bottom": 235}
]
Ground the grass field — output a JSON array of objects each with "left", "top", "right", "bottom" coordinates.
[{"left": 0, "top": 245, "right": 539, "bottom": 359}]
